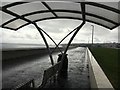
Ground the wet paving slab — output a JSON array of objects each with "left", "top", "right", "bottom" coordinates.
[
  {"left": 45, "top": 47, "right": 90, "bottom": 89},
  {"left": 2, "top": 47, "right": 90, "bottom": 89}
]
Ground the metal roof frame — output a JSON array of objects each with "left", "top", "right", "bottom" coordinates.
[
  {"left": 0, "top": 1, "right": 120, "bottom": 30},
  {"left": 0, "top": 1, "right": 120, "bottom": 66}
]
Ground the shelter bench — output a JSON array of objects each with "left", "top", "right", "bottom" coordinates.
[
  {"left": 38, "top": 61, "right": 62, "bottom": 88},
  {"left": 12, "top": 79, "right": 35, "bottom": 90},
  {"left": 12, "top": 61, "right": 62, "bottom": 89}
]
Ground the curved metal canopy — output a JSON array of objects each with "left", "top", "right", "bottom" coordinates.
[{"left": 0, "top": 1, "right": 120, "bottom": 30}]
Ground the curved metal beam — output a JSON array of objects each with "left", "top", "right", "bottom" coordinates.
[
  {"left": 33, "top": 22, "right": 54, "bottom": 65},
  {"left": 2, "top": 2, "right": 28, "bottom": 9},
  {"left": 33, "top": 17, "right": 114, "bottom": 30},
  {"left": 58, "top": 21, "right": 85, "bottom": 72},
  {"left": 22, "top": 10, "right": 118, "bottom": 25},
  {"left": 52, "top": 3, "right": 86, "bottom": 54},
  {"left": 1, "top": 8, "right": 63, "bottom": 54},
  {"left": 2, "top": 1, "right": 120, "bottom": 14},
  {"left": 1, "top": 10, "right": 118, "bottom": 30},
  {"left": 1, "top": 6, "right": 56, "bottom": 66},
  {"left": 51, "top": 24, "right": 78, "bottom": 54},
  {"left": 40, "top": 29, "right": 63, "bottom": 54},
  {"left": 58, "top": 2, "right": 86, "bottom": 71},
  {"left": 42, "top": 2, "right": 58, "bottom": 17},
  {"left": 85, "top": 2, "right": 120, "bottom": 14},
  {"left": 1, "top": 1, "right": 119, "bottom": 30},
  {"left": 2, "top": 17, "right": 112, "bottom": 30}
]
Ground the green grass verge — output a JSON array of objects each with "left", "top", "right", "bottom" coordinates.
[{"left": 90, "top": 47, "right": 119, "bottom": 89}]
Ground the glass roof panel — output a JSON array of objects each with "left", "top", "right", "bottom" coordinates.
[
  {"left": 86, "top": 15, "right": 115, "bottom": 29},
  {"left": 46, "top": 1, "right": 81, "bottom": 11},
  {"left": 1, "top": 1, "right": 120, "bottom": 30},
  {"left": 4, "top": 19, "right": 27, "bottom": 29},
  {"left": 1, "top": 2, "right": 12, "bottom": 6},
  {"left": 25, "top": 12, "right": 55, "bottom": 21},
  {"left": 99, "top": 2, "right": 119, "bottom": 9},
  {"left": 56, "top": 12, "right": 82, "bottom": 19},
  {"left": 7, "top": 1, "right": 47, "bottom": 15},
  {"left": 1, "top": 11, "right": 15, "bottom": 24},
  {"left": 86, "top": 4, "right": 119, "bottom": 23}
]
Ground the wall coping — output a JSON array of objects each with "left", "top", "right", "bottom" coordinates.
[{"left": 86, "top": 47, "right": 114, "bottom": 89}]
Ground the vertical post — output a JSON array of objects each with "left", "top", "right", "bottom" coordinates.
[
  {"left": 33, "top": 22, "right": 54, "bottom": 65},
  {"left": 91, "top": 25, "right": 94, "bottom": 45},
  {"left": 64, "top": 22, "right": 85, "bottom": 55},
  {"left": 51, "top": 27, "right": 78, "bottom": 54},
  {"left": 58, "top": 2, "right": 86, "bottom": 77},
  {"left": 63, "top": 2, "right": 86, "bottom": 58},
  {"left": 57, "top": 22, "right": 85, "bottom": 79},
  {"left": 40, "top": 30, "right": 62, "bottom": 54},
  {"left": 57, "top": 53, "right": 68, "bottom": 78}
]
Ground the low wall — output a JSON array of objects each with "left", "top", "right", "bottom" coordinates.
[{"left": 85, "top": 47, "right": 114, "bottom": 89}]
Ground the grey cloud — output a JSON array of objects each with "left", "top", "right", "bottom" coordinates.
[
  {"left": 94, "top": 37, "right": 101, "bottom": 42},
  {"left": 37, "top": 19, "right": 81, "bottom": 33},
  {"left": 1, "top": 18, "right": 119, "bottom": 44},
  {"left": 27, "top": 24, "right": 36, "bottom": 29},
  {"left": 25, "top": 34, "right": 33, "bottom": 39}
]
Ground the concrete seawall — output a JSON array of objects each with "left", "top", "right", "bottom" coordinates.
[{"left": 85, "top": 47, "right": 114, "bottom": 89}]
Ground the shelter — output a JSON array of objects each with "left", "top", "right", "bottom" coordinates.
[{"left": 1, "top": 1, "right": 120, "bottom": 65}]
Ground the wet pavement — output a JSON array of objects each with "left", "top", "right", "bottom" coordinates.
[
  {"left": 45, "top": 47, "right": 90, "bottom": 89},
  {"left": 2, "top": 47, "right": 90, "bottom": 89}
]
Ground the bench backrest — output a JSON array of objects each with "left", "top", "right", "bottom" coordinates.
[
  {"left": 40, "top": 61, "right": 62, "bottom": 88},
  {"left": 12, "top": 61, "right": 62, "bottom": 89},
  {"left": 12, "top": 79, "right": 34, "bottom": 90}
]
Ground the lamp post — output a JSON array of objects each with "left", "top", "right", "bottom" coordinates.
[{"left": 91, "top": 25, "right": 94, "bottom": 45}]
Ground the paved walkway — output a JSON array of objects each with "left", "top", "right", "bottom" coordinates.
[
  {"left": 2, "top": 47, "right": 90, "bottom": 89},
  {"left": 45, "top": 47, "right": 90, "bottom": 89}
]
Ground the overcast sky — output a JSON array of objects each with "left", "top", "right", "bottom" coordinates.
[
  {"left": 0, "top": 19, "right": 119, "bottom": 44},
  {"left": 0, "top": 0, "right": 119, "bottom": 44}
]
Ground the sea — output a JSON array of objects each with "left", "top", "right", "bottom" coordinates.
[{"left": 0, "top": 43, "right": 56, "bottom": 51}]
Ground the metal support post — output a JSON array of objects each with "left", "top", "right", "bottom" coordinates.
[
  {"left": 40, "top": 29, "right": 62, "bottom": 54},
  {"left": 58, "top": 2, "right": 86, "bottom": 76},
  {"left": 33, "top": 22, "right": 54, "bottom": 65},
  {"left": 57, "top": 21, "right": 85, "bottom": 77},
  {"left": 64, "top": 22, "right": 85, "bottom": 55},
  {"left": 57, "top": 53, "right": 68, "bottom": 78},
  {"left": 51, "top": 26, "right": 78, "bottom": 54}
]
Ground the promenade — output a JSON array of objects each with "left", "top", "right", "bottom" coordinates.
[{"left": 2, "top": 47, "right": 90, "bottom": 89}]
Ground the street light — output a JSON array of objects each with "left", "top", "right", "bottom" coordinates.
[{"left": 91, "top": 25, "right": 94, "bottom": 45}]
